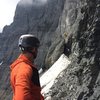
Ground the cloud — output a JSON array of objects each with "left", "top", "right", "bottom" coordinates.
[
  {"left": 19, "top": 0, "right": 33, "bottom": 5},
  {"left": 19, "top": 0, "right": 48, "bottom": 6}
]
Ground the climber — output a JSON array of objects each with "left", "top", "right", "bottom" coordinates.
[{"left": 10, "top": 34, "right": 44, "bottom": 100}]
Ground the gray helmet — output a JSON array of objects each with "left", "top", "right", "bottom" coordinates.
[{"left": 18, "top": 34, "right": 40, "bottom": 49}]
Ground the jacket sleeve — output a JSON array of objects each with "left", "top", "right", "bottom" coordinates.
[
  {"left": 14, "top": 66, "right": 35, "bottom": 100},
  {"left": 41, "top": 94, "right": 44, "bottom": 100}
]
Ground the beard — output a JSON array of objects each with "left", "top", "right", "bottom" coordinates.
[
  {"left": 33, "top": 52, "right": 37, "bottom": 59},
  {"left": 32, "top": 50, "right": 38, "bottom": 59}
]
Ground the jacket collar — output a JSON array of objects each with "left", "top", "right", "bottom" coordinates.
[
  {"left": 10, "top": 54, "right": 36, "bottom": 70},
  {"left": 18, "top": 54, "right": 34, "bottom": 66}
]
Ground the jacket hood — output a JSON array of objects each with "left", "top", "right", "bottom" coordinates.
[
  {"left": 10, "top": 58, "right": 23, "bottom": 71},
  {"left": 10, "top": 54, "right": 35, "bottom": 71}
]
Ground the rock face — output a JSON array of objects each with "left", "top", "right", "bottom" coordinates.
[
  {"left": 48, "top": 0, "right": 100, "bottom": 100},
  {"left": 0, "top": 0, "right": 100, "bottom": 99}
]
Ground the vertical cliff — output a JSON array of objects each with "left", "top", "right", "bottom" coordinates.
[{"left": 48, "top": 0, "right": 100, "bottom": 99}]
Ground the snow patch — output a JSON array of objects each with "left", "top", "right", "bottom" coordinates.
[
  {"left": 40, "top": 54, "right": 71, "bottom": 95},
  {"left": 0, "top": 61, "right": 3, "bottom": 66}
]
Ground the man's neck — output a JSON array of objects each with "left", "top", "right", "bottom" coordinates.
[{"left": 23, "top": 52, "right": 34, "bottom": 63}]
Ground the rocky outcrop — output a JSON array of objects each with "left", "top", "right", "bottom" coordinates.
[
  {"left": 48, "top": 0, "right": 100, "bottom": 100},
  {"left": 0, "top": 0, "right": 100, "bottom": 99}
]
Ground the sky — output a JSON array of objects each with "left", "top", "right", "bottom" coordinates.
[{"left": 0, "top": 0, "right": 20, "bottom": 32}]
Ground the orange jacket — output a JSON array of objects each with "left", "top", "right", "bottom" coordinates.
[{"left": 10, "top": 54, "right": 44, "bottom": 100}]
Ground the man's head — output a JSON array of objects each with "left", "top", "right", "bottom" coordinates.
[{"left": 18, "top": 34, "right": 40, "bottom": 59}]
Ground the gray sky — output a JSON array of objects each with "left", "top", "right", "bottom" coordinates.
[
  {"left": 0, "top": 0, "right": 48, "bottom": 32},
  {"left": 0, "top": 0, "right": 20, "bottom": 32}
]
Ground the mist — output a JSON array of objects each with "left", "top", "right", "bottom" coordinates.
[{"left": 19, "top": 0, "right": 48, "bottom": 6}]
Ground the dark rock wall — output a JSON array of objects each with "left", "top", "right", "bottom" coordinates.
[
  {"left": 49, "top": 0, "right": 100, "bottom": 100},
  {"left": 0, "top": 0, "right": 100, "bottom": 99}
]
